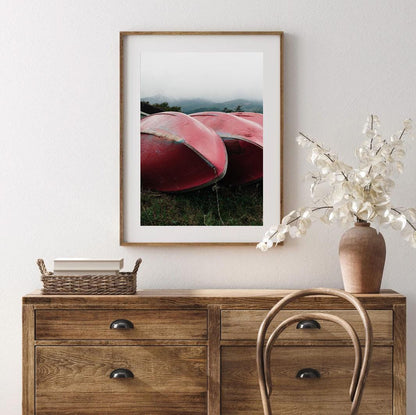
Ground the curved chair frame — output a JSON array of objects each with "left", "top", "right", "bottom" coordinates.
[{"left": 256, "top": 288, "right": 373, "bottom": 415}]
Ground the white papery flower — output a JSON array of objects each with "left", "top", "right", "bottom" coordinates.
[
  {"left": 363, "top": 114, "right": 380, "bottom": 137},
  {"left": 275, "top": 232, "right": 286, "bottom": 244},
  {"left": 405, "top": 208, "right": 416, "bottom": 222},
  {"left": 389, "top": 214, "right": 407, "bottom": 231},
  {"left": 289, "top": 226, "right": 302, "bottom": 238},
  {"left": 296, "top": 135, "right": 311, "bottom": 148},
  {"left": 376, "top": 207, "right": 390, "bottom": 218},
  {"left": 276, "top": 224, "right": 289, "bottom": 234},
  {"left": 282, "top": 211, "right": 296, "bottom": 225},
  {"left": 265, "top": 226, "right": 278, "bottom": 238},
  {"left": 259, "top": 115, "right": 416, "bottom": 250},
  {"left": 359, "top": 202, "right": 377, "bottom": 221},
  {"left": 409, "top": 232, "right": 416, "bottom": 248},
  {"left": 330, "top": 183, "right": 345, "bottom": 204},
  {"left": 256, "top": 241, "right": 269, "bottom": 252}
]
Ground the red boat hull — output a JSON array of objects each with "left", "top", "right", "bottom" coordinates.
[
  {"left": 190, "top": 112, "right": 263, "bottom": 185},
  {"left": 141, "top": 112, "right": 227, "bottom": 193},
  {"left": 232, "top": 112, "right": 263, "bottom": 126}
]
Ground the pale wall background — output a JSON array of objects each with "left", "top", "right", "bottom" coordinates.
[{"left": 1, "top": 0, "right": 415, "bottom": 412}]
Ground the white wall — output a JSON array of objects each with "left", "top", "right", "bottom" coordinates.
[{"left": 1, "top": 0, "right": 415, "bottom": 412}]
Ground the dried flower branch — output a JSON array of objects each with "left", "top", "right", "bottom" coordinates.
[{"left": 257, "top": 115, "right": 416, "bottom": 251}]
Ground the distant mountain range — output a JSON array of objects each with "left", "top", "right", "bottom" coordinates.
[{"left": 142, "top": 94, "right": 263, "bottom": 114}]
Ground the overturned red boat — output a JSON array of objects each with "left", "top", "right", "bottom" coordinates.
[
  {"left": 141, "top": 112, "right": 227, "bottom": 192},
  {"left": 190, "top": 112, "right": 263, "bottom": 185},
  {"left": 232, "top": 111, "right": 263, "bottom": 126}
]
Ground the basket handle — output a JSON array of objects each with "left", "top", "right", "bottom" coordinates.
[
  {"left": 37, "top": 259, "right": 49, "bottom": 275},
  {"left": 132, "top": 258, "right": 143, "bottom": 274}
]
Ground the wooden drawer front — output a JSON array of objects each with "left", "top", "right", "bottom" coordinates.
[
  {"left": 221, "top": 309, "right": 392, "bottom": 341},
  {"left": 36, "top": 309, "right": 207, "bottom": 340},
  {"left": 36, "top": 346, "right": 207, "bottom": 414},
  {"left": 221, "top": 346, "right": 392, "bottom": 414}
]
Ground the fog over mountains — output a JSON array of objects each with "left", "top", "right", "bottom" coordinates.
[{"left": 142, "top": 94, "right": 263, "bottom": 114}]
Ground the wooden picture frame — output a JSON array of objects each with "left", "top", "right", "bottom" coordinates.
[{"left": 120, "top": 31, "right": 283, "bottom": 245}]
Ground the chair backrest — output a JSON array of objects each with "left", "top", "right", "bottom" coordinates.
[{"left": 256, "top": 288, "right": 373, "bottom": 415}]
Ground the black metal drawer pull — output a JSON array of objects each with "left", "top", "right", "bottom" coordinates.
[
  {"left": 110, "top": 319, "right": 134, "bottom": 329},
  {"left": 296, "top": 319, "right": 321, "bottom": 329},
  {"left": 296, "top": 368, "right": 320, "bottom": 379},
  {"left": 110, "top": 368, "right": 134, "bottom": 379}
]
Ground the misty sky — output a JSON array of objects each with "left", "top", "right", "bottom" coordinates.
[{"left": 140, "top": 52, "right": 263, "bottom": 102}]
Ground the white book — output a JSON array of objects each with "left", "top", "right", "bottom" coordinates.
[
  {"left": 53, "top": 270, "right": 120, "bottom": 276},
  {"left": 53, "top": 258, "right": 124, "bottom": 272}
]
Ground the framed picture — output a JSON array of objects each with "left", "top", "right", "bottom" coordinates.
[{"left": 120, "top": 31, "right": 283, "bottom": 245}]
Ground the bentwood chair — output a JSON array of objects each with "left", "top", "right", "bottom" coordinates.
[{"left": 256, "top": 288, "right": 373, "bottom": 415}]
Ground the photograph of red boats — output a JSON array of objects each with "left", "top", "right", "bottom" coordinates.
[
  {"left": 140, "top": 51, "right": 264, "bottom": 227},
  {"left": 120, "top": 32, "right": 282, "bottom": 244}
]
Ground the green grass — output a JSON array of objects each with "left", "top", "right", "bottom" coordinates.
[{"left": 141, "top": 182, "right": 263, "bottom": 226}]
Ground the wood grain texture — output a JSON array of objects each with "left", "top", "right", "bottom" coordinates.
[
  {"left": 279, "top": 32, "right": 284, "bottom": 223},
  {"left": 222, "top": 309, "right": 392, "bottom": 342},
  {"left": 393, "top": 304, "right": 406, "bottom": 415},
  {"left": 22, "top": 290, "right": 405, "bottom": 414},
  {"left": 36, "top": 346, "right": 207, "bottom": 414},
  {"left": 36, "top": 392, "right": 206, "bottom": 415},
  {"left": 23, "top": 289, "right": 405, "bottom": 309},
  {"left": 221, "top": 346, "right": 392, "bottom": 415},
  {"left": 119, "top": 31, "right": 125, "bottom": 247},
  {"left": 22, "top": 304, "right": 35, "bottom": 415},
  {"left": 120, "top": 31, "right": 284, "bottom": 36},
  {"left": 36, "top": 309, "right": 207, "bottom": 340},
  {"left": 35, "top": 339, "right": 208, "bottom": 346},
  {"left": 208, "top": 305, "right": 221, "bottom": 415},
  {"left": 220, "top": 339, "right": 393, "bottom": 347}
]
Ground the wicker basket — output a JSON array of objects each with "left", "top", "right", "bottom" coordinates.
[{"left": 37, "top": 258, "right": 142, "bottom": 295}]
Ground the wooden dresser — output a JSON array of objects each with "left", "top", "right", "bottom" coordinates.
[{"left": 22, "top": 289, "right": 406, "bottom": 414}]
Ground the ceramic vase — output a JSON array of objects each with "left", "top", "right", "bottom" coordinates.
[{"left": 339, "top": 222, "right": 386, "bottom": 293}]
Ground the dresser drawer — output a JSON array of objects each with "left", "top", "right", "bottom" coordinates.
[
  {"left": 221, "top": 309, "right": 392, "bottom": 341},
  {"left": 221, "top": 346, "right": 392, "bottom": 414},
  {"left": 36, "top": 345, "right": 207, "bottom": 414},
  {"left": 36, "top": 309, "right": 207, "bottom": 340}
]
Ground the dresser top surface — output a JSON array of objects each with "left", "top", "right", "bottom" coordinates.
[
  {"left": 24, "top": 288, "right": 403, "bottom": 297},
  {"left": 23, "top": 289, "right": 405, "bottom": 309}
]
